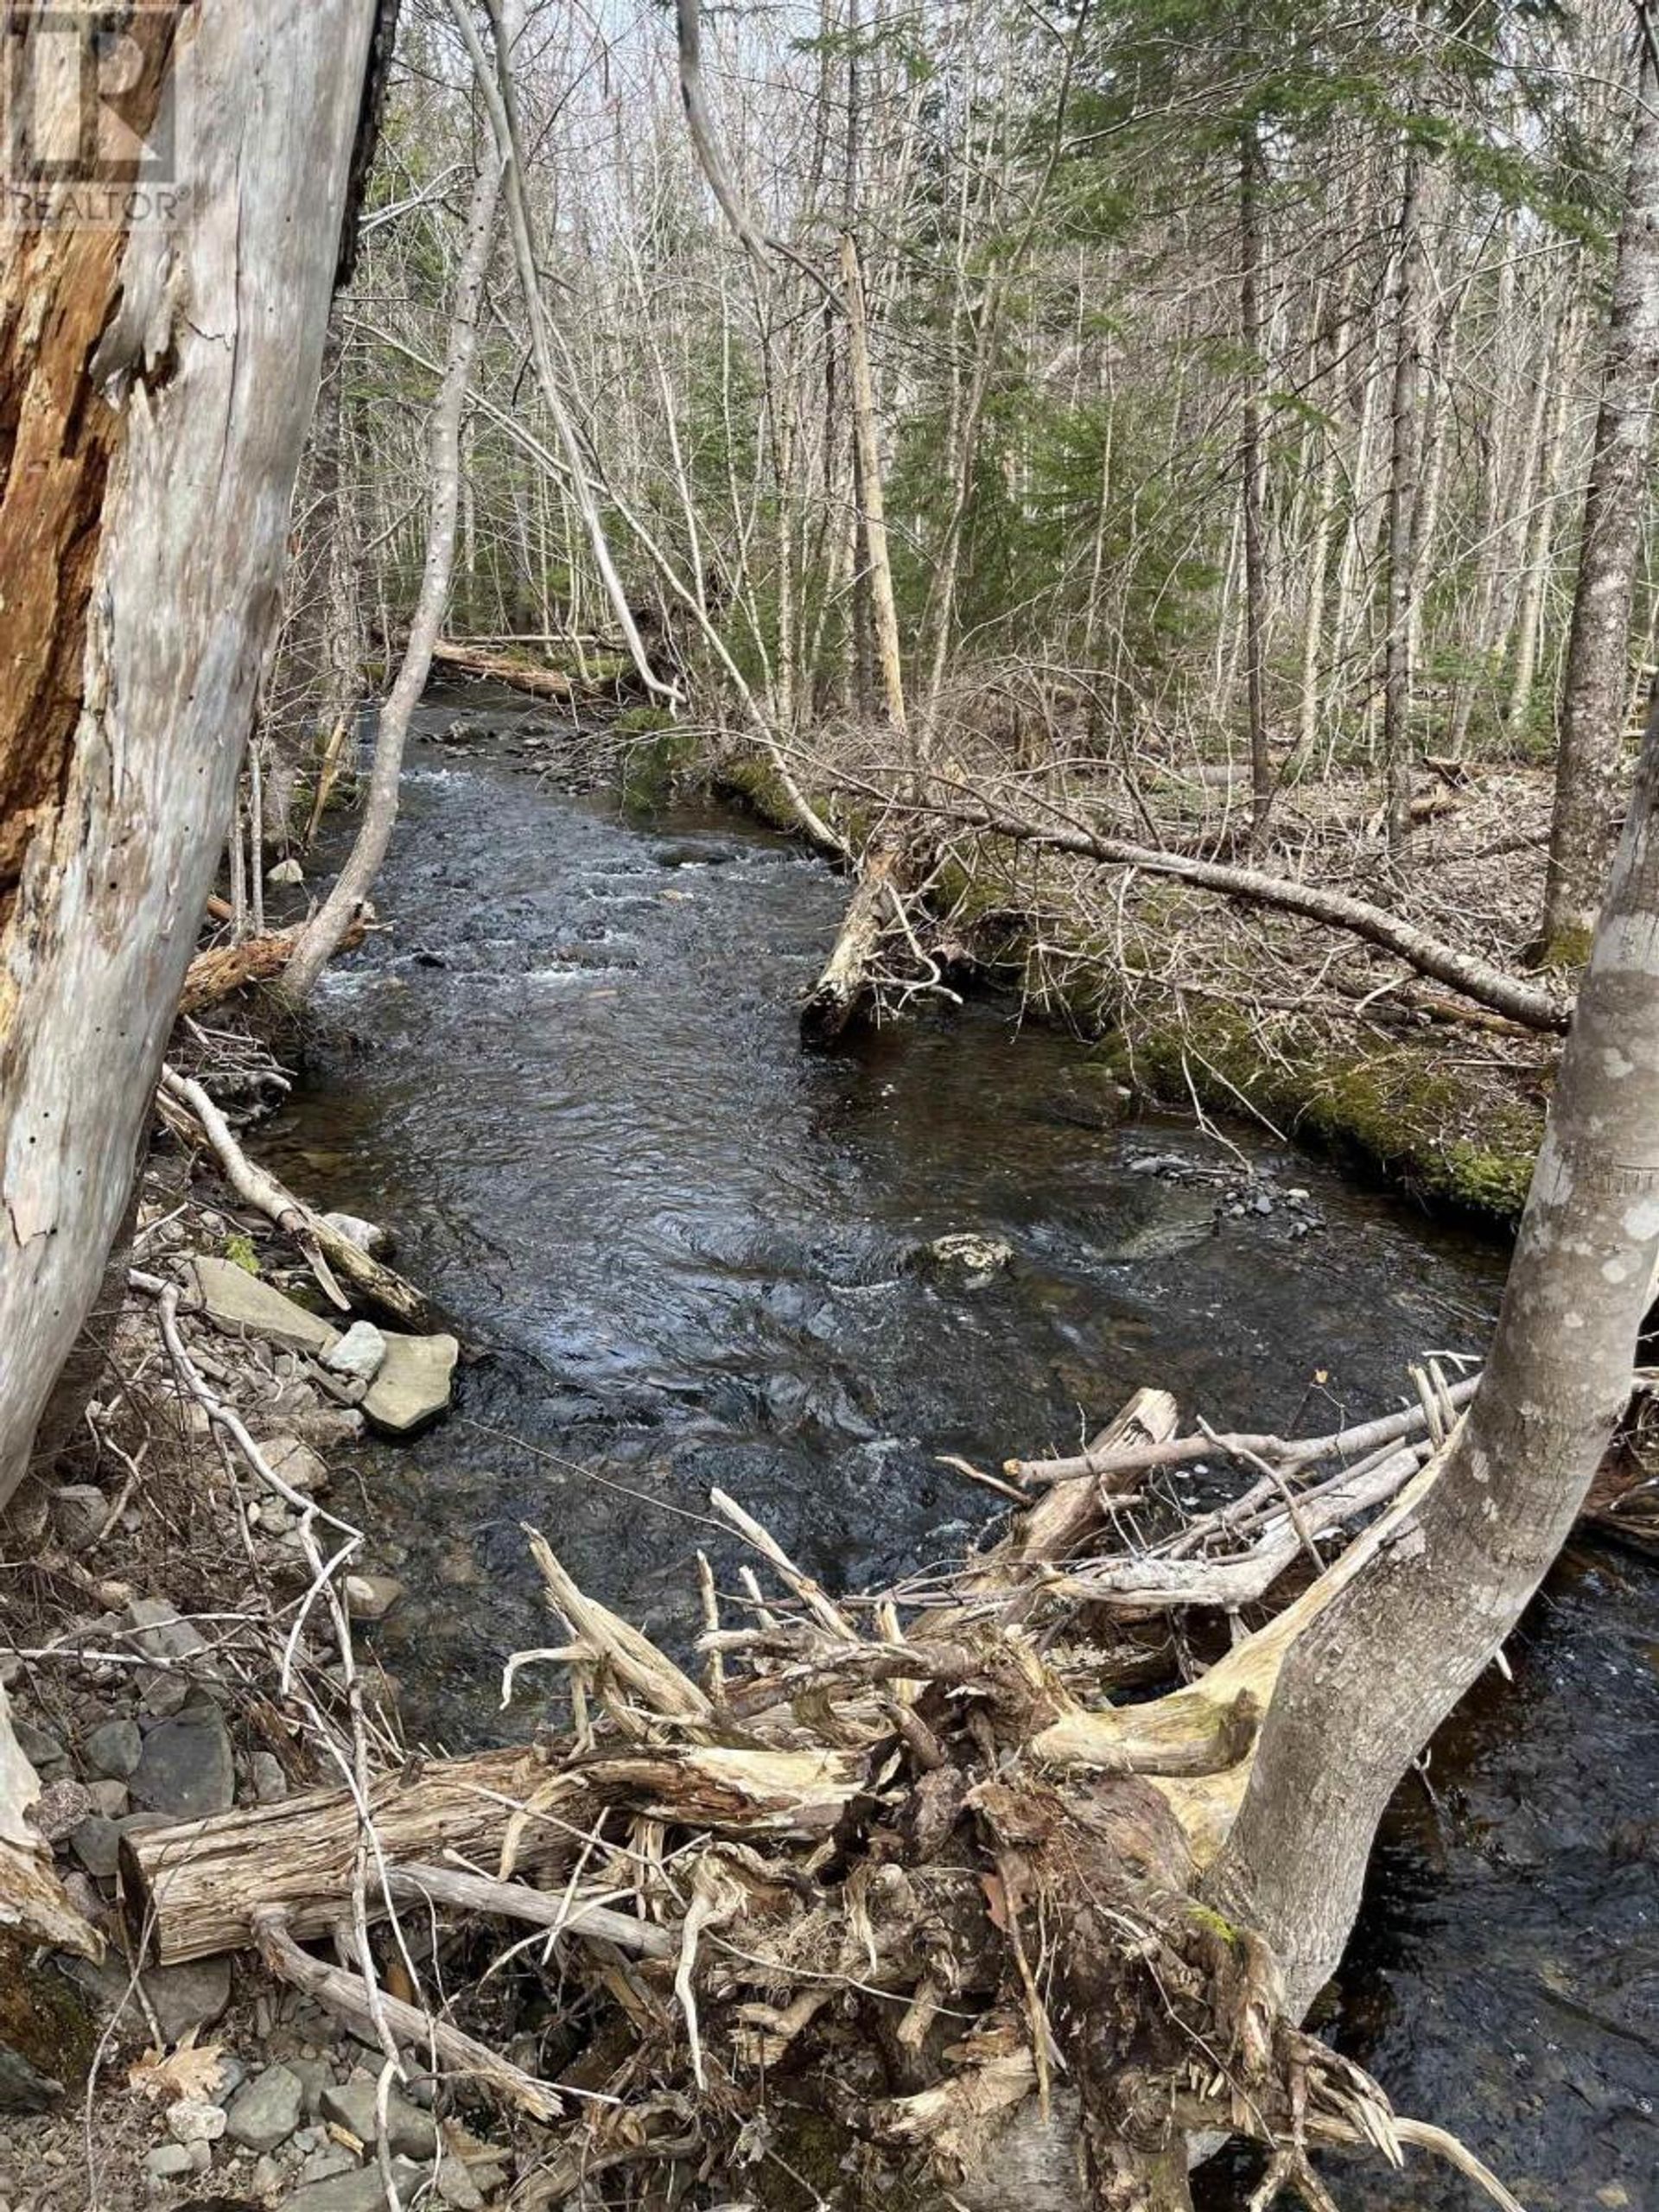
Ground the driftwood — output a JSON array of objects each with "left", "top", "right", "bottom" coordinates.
[
  {"left": 177, "top": 912, "right": 366, "bottom": 1015},
  {"left": 110, "top": 1378, "right": 1529, "bottom": 2211},
  {"left": 158, "top": 1065, "right": 435, "bottom": 1332},
  {"left": 430, "top": 637, "right": 575, "bottom": 699},
  {"left": 801, "top": 847, "right": 911, "bottom": 1045}
]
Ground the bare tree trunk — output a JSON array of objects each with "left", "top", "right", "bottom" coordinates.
[
  {"left": 1213, "top": 674, "right": 1659, "bottom": 2013},
  {"left": 283, "top": 104, "right": 508, "bottom": 1003},
  {"left": 1239, "top": 125, "right": 1274, "bottom": 842},
  {"left": 0, "top": 0, "right": 377, "bottom": 1510},
  {"left": 1506, "top": 298, "right": 1580, "bottom": 743},
  {"left": 841, "top": 232, "right": 911, "bottom": 753},
  {"left": 1381, "top": 143, "right": 1425, "bottom": 858},
  {"left": 1541, "top": 33, "right": 1659, "bottom": 950}
]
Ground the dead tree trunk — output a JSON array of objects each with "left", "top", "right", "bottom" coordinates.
[
  {"left": 1541, "top": 32, "right": 1659, "bottom": 951},
  {"left": 1212, "top": 671, "right": 1659, "bottom": 2015},
  {"left": 283, "top": 93, "right": 509, "bottom": 1004},
  {"left": 0, "top": 0, "right": 378, "bottom": 1512}
]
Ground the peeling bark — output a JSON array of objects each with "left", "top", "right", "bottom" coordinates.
[{"left": 0, "top": 2, "right": 379, "bottom": 1509}]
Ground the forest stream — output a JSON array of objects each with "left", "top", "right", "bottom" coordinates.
[{"left": 266, "top": 696, "right": 1656, "bottom": 2212}]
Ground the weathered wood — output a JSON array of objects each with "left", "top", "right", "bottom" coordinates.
[
  {"left": 429, "top": 638, "right": 576, "bottom": 698},
  {"left": 159, "top": 1065, "right": 435, "bottom": 1332},
  {"left": 122, "top": 1740, "right": 862, "bottom": 1964},
  {"left": 0, "top": 0, "right": 378, "bottom": 1509},
  {"left": 801, "top": 847, "right": 907, "bottom": 1044},
  {"left": 177, "top": 915, "right": 366, "bottom": 1015}
]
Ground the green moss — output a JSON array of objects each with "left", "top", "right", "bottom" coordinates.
[
  {"left": 223, "top": 1231, "right": 260, "bottom": 1274},
  {"left": 617, "top": 725, "right": 701, "bottom": 810},
  {"left": 0, "top": 1940, "right": 98, "bottom": 2104},
  {"left": 1536, "top": 923, "right": 1593, "bottom": 970}
]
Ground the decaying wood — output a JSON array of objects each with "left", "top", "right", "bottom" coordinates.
[
  {"left": 0, "top": 0, "right": 378, "bottom": 1511},
  {"left": 177, "top": 914, "right": 368, "bottom": 1015},
  {"left": 429, "top": 637, "right": 577, "bottom": 698},
  {"left": 122, "top": 1738, "right": 861, "bottom": 1964},
  {"left": 0, "top": 1683, "right": 103, "bottom": 1960},
  {"left": 801, "top": 846, "right": 910, "bottom": 1044},
  {"left": 158, "top": 1065, "right": 435, "bottom": 1331}
]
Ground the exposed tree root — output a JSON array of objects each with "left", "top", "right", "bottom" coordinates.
[{"left": 116, "top": 1389, "right": 1528, "bottom": 2211}]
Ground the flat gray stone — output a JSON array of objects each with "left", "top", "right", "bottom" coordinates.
[
  {"left": 326, "top": 1321, "right": 388, "bottom": 1384},
  {"left": 190, "top": 1257, "right": 342, "bottom": 1358},
  {"left": 146, "top": 1955, "right": 233, "bottom": 2044},
  {"left": 68, "top": 1816, "right": 120, "bottom": 1878},
  {"left": 49, "top": 1485, "right": 106, "bottom": 1554},
  {"left": 287, "top": 2158, "right": 424, "bottom": 2211},
  {"left": 84, "top": 1717, "right": 142, "bottom": 1780},
  {"left": 259, "top": 1436, "right": 330, "bottom": 1493},
  {"left": 364, "top": 1333, "right": 459, "bottom": 1437},
  {"left": 225, "top": 2063, "right": 304, "bottom": 2153},
  {"left": 145, "top": 2143, "right": 194, "bottom": 2180},
  {"left": 130, "top": 1706, "right": 234, "bottom": 1820},
  {"left": 123, "top": 1596, "right": 209, "bottom": 1667},
  {"left": 319, "top": 2075, "right": 435, "bottom": 2159}
]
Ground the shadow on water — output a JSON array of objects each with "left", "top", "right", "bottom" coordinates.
[{"left": 270, "top": 693, "right": 1653, "bottom": 2211}]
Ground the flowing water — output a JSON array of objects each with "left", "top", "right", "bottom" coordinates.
[{"left": 268, "top": 693, "right": 1656, "bottom": 2211}]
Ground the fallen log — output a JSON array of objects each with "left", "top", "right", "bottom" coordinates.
[
  {"left": 177, "top": 912, "right": 366, "bottom": 1015},
  {"left": 120, "top": 1739, "right": 862, "bottom": 1964},
  {"left": 883, "top": 790, "right": 1570, "bottom": 1033},
  {"left": 801, "top": 845, "right": 909, "bottom": 1045},
  {"left": 430, "top": 637, "right": 575, "bottom": 699}
]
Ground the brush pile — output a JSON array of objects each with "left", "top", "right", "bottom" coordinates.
[{"left": 118, "top": 1382, "right": 1533, "bottom": 2212}]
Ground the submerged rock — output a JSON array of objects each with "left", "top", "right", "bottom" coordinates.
[{"left": 915, "top": 1232, "right": 1014, "bottom": 1287}]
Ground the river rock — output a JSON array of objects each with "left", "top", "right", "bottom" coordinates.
[
  {"left": 145, "top": 2142, "right": 194, "bottom": 2180},
  {"left": 326, "top": 1321, "right": 388, "bottom": 1384},
  {"left": 321, "top": 1212, "right": 394, "bottom": 1258},
  {"left": 48, "top": 1485, "right": 106, "bottom": 1555},
  {"left": 124, "top": 1594, "right": 209, "bottom": 1669},
  {"left": 267, "top": 856, "right": 306, "bottom": 887},
  {"left": 191, "top": 1256, "right": 342, "bottom": 1358},
  {"left": 343, "top": 1574, "right": 404, "bottom": 1624},
  {"left": 225, "top": 2063, "right": 304, "bottom": 2152},
  {"left": 288, "top": 2160, "right": 425, "bottom": 2212},
  {"left": 260, "top": 1435, "right": 330, "bottom": 1494},
  {"left": 363, "top": 1332, "right": 459, "bottom": 1435},
  {"left": 148, "top": 1957, "right": 232, "bottom": 2043},
  {"left": 165, "top": 2095, "right": 226, "bottom": 2145},
  {"left": 320, "top": 2073, "right": 436, "bottom": 2158},
  {"left": 83, "top": 1717, "right": 142, "bottom": 1780},
  {"left": 916, "top": 1232, "right": 1014, "bottom": 1287},
  {"left": 130, "top": 1707, "right": 234, "bottom": 1820},
  {"left": 68, "top": 1818, "right": 120, "bottom": 1880},
  {"left": 32, "top": 1781, "right": 91, "bottom": 1845}
]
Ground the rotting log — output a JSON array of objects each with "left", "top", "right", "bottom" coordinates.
[
  {"left": 801, "top": 847, "right": 909, "bottom": 1045},
  {"left": 177, "top": 914, "right": 367, "bottom": 1016},
  {"left": 121, "top": 1740, "right": 862, "bottom": 1965},
  {"left": 430, "top": 638, "right": 576, "bottom": 699}
]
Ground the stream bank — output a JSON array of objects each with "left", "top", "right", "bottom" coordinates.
[
  {"left": 713, "top": 735, "right": 1559, "bottom": 1224},
  {"left": 259, "top": 690, "right": 1651, "bottom": 2210}
]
